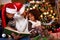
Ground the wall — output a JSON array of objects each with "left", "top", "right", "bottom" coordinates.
[{"left": 0, "top": 0, "right": 12, "bottom": 5}]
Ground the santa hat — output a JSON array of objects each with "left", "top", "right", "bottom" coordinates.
[
  {"left": 14, "top": 2, "right": 26, "bottom": 14},
  {"left": 2, "top": 3, "right": 16, "bottom": 28},
  {"left": 2, "top": 3, "right": 25, "bottom": 28}
]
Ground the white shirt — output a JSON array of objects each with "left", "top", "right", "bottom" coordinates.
[
  {"left": 29, "top": 20, "right": 41, "bottom": 28},
  {"left": 13, "top": 13, "right": 29, "bottom": 33}
]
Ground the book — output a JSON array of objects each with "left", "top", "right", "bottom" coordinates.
[{"left": 3, "top": 27, "right": 30, "bottom": 37}]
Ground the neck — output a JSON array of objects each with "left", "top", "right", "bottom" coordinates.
[{"left": 32, "top": 20, "right": 36, "bottom": 22}]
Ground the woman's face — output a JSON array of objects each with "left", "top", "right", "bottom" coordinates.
[
  {"left": 29, "top": 13, "right": 35, "bottom": 21},
  {"left": 6, "top": 13, "right": 14, "bottom": 19}
]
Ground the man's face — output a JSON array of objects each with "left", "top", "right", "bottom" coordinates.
[{"left": 6, "top": 13, "right": 14, "bottom": 19}]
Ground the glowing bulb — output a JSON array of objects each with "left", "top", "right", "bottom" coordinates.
[
  {"left": 43, "top": 12, "right": 47, "bottom": 15},
  {"left": 36, "top": 1, "right": 40, "bottom": 4},
  {"left": 53, "top": 13, "right": 55, "bottom": 15},
  {"left": 50, "top": 10, "right": 53, "bottom": 13},
  {"left": 33, "top": 6, "right": 35, "bottom": 9},
  {"left": 30, "top": 8, "right": 33, "bottom": 10},
  {"left": 40, "top": 15, "right": 43, "bottom": 18},
  {"left": 49, "top": 14, "right": 52, "bottom": 16},
  {"left": 52, "top": 16, "right": 54, "bottom": 18},
  {"left": 27, "top": 8, "right": 29, "bottom": 11},
  {"left": 46, "top": 12, "right": 49, "bottom": 14},
  {"left": 30, "top": 1, "right": 35, "bottom": 3},
  {"left": 35, "top": 4, "right": 38, "bottom": 7}
]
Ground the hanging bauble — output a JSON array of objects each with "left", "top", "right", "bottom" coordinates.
[{"left": 2, "top": 33, "right": 6, "bottom": 38}]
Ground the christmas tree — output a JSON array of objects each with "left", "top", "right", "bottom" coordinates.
[
  {"left": 25, "top": 0, "right": 58, "bottom": 30},
  {"left": 25, "top": 0, "right": 58, "bottom": 40}
]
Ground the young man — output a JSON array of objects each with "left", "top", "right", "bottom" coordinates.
[{"left": 2, "top": 2, "right": 30, "bottom": 40}]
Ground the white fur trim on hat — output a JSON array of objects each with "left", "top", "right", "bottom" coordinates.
[
  {"left": 19, "top": 5, "right": 25, "bottom": 14},
  {"left": 6, "top": 7, "right": 17, "bottom": 14}
]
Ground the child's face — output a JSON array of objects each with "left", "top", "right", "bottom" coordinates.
[
  {"left": 29, "top": 13, "right": 35, "bottom": 21},
  {"left": 6, "top": 13, "right": 14, "bottom": 19}
]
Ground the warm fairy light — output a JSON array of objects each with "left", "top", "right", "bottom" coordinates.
[
  {"left": 43, "top": 12, "right": 47, "bottom": 15},
  {"left": 27, "top": 8, "right": 29, "bottom": 11},
  {"left": 30, "top": 8, "right": 33, "bottom": 10},
  {"left": 46, "top": 12, "right": 49, "bottom": 14},
  {"left": 30, "top": 1, "right": 35, "bottom": 3},
  {"left": 35, "top": 4, "right": 38, "bottom": 7},
  {"left": 49, "top": 14, "right": 52, "bottom": 16},
  {"left": 53, "top": 13, "right": 55, "bottom": 16},
  {"left": 50, "top": 10, "right": 53, "bottom": 13},
  {"left": 52, "top": 16, "right": 54, "bottom": 18},
  {"left": 36, "top": 1, "right": 40, "bottom": 4},
  {"left": 33, "top": 6, "right": 35, "bottom": 9},
  {"left": 40, "top": 15, "right": 43, "bottom": 18}
]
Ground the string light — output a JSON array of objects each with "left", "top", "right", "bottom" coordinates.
[
  {"left": 43, "top": 12, "right": 47, "bottom": 15},
  {"left": 33, "top": 6, "right": 36, "bottom": 9},
  {"left": 30, "top": 1, "right": 35, "bottom": 3},
  {"left": 52, "top": 16, "right": 54, "bottom": 19},
  {"left": 46, "top": 12, "right": 49, "bottom": 14},
  {"left": 30, "top": 8, "right": 33, "bottom": 10},
  {"left": 50, "top": 10, "right": 53, "bottom": 13},
  {"left": 40, "top": 15, "right": 43, "bottom": 18}
]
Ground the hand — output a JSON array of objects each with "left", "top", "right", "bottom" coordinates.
[{"left": 11, "top": 33, "right": 22, "bottom": 40}]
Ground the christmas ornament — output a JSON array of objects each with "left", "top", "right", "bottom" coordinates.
[{"left": 2, "top": 33, "right": 6, "bottom": 38}]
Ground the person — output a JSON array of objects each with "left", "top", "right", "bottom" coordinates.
[
  {"left": 2, "top": 2, "right": 30, "bottom": 40},
  {"left": 28, "top": 9, "right": 42, "bottom": 38},
  {"left": 0, "top": 8, "right": 3, "bottom": 38}
]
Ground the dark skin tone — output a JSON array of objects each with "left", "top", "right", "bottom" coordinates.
[
  {"left": 6, "top": 11, "right": 28, "bottom": 40},
  {"left": 6, "top": 13, "right": 21, "bottom": 40}
]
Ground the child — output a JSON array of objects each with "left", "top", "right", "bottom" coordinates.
[{"left": 28, "top": 9, "right": 42, "bottom": 38}]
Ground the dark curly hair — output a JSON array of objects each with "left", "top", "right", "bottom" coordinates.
[{"left": 28, "top": 9, "right": 40, "bottom": 20}]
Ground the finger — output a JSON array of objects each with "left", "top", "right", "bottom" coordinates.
[{"left": 11, "top": 33, "right": 16, "bottom": 37}]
